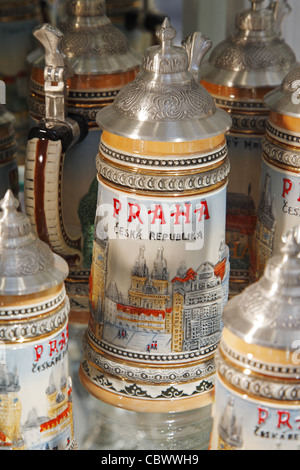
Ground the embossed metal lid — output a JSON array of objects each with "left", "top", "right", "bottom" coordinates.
[
  {"left": 223, "top": 225, "right": 300, "bottom": 350},
  {"left": 264, "top": 64, "right": 300, "bottom": 117},
  {"left": 0, "top": 190, "right": 69, "bottom": 295},
  {"left": 29, "top": 0, "right": 141, "bottom": 75},
  {"left": 58, "top": 0, "right": 141, "bottom": 74},
  {"left": 96, "top": 18, "right": 232, "bottom": 142},
  {"left": 201, "top": 0, "right": 296, "bottom": 88}
]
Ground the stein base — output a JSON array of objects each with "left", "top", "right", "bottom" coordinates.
[
  {"left": 80, "top": 398, "right": 212, "bottom": 451},
  {"left": 79, "top": 365, "right": 213, "bottom": 414}
]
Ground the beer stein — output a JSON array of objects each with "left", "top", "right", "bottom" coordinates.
[
  {"left": 0, "top": 190, "right": 75, "bottom": 450},
  {"left": 25, "top": 0, "right": 141, "bottom": 322},
  {"left": 0, "top": 105, "right": 19, "bottom": 200},
  {"left": 0, "top": 0, "right": 41, "bottom": 163},
  {"left": 79, "top": 18, "right": 232, "bottom": 413},
  {"left": 201, "top": 0, "right": 296, "bottom": 296},
  {"left": 210, "top": 225, "right": 300, "bottom": 450},
  {"left": 252, "top": 65, "right": 300, "bottom": 280}
]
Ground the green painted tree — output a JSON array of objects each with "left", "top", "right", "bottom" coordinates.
[{"left": 78, "top": 177, "right": 98, "bottom": 268}]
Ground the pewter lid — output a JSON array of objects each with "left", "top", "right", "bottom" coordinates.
[
  {"left": 201, "top": 0, "right": 296, "bottom": 88},
  {"left": 29, "top": 0, "right": 141, "bottom": 75},
  {"left": 264, "top": 64, "right": 300, "bottom": 117},
  {"left": 223, "top": 225, "right": 300, "bottom": 350},
  {"left": 96, "top": 18, "right": 232, "bottom": 142},
  {"left": 59, "top": 0, "right": 141, "bottom": 75},
  {"left": 0, "top": 190, "right": 69, "bottom": 296}
]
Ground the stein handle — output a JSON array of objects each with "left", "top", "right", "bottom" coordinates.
[
  {"left": 182, "top": 32, "right": 212, "bottom": 83},
  {"left": 24, "top": 24, "right": 88, "bottom": 265}
]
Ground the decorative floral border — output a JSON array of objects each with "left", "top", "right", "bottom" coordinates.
[
  {"left": 263, "top": 137, "right": 300, "bottom": 169},
  {"left": 266, "top": 121, "right": 300, "bottom": 147},
  {"left": 0, "top": 296, "right": 69, "bottom": 342},
  {"left": 80, "top": 358, "right": 214, "bottom": 401},
  {"left": 86, "top": 329, "right": 219, "bottom": 364},
  {"left": 100, "top": 140, "right": 228, "bottom": 169},
  {"left": 82, "top": 334, "right": 216, "bottom": 385},
  {"left": 96, "top": 155, "right": 230, "bottom": 193},
  {"left": 216, "top": 345, "right": 300, "bottom": 401},
  {"left": 0, "top": 287, "right": 66, "bottom": 318},
  {"left": 220, "top": 339, "right": 300, "bottom": 378}
]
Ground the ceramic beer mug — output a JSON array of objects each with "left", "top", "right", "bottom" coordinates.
[
  {"left": 210, "top": 225, "right": 300, "bottom": 450},
  {"left": 79, "top": 18, "right": 232, "bottom": 413},
  {"left": 0, "top": 190, "right": 75, "bottom": 450},
  {"left": 252, "top": 65, "right": 300, "bottom": 280},
  {"left": 201, "top": 0, "right": 296, "bottom": 296},
  {"left": 25, "top": 0, "right": 141, "bottom": 322},
  {"left": 0, "top": 105, "right": 19, "bottom": 200}
]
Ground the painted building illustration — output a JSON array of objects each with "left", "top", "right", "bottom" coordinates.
[
  {"left": 0, "top": 357, "right": 24, "bottom": 449},
  {"left": 105, "top": 246, "right": 172, "bottom": 336},
  {"left": 252, "top": 172, "right": 276, "bottom": 280},
  {"left": 172, "top": 261, "right": 223, "bottom": 352},
  {"left": 218, "top": 396, "right": 243, "bottom": 450},
  {"left": 92, "top": 240, "right": 229, "bottom": 355},
  {"left": 0, "top": 358, "right": 73, "bottom": 450},
  {"left": 226, "top": 186, "right": 257, "bottom": 286},
  {"left": 90, "top": 208, "right": 109, "bottom": 328}
]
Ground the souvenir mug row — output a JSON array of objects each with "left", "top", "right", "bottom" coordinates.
[{"left": 1, "top": 0, "right": 300, "bottom": 450}]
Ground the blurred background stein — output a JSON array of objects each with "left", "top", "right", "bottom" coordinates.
[
  {"left": 25, "top": 0, "right": 141, "bottom": 325},
  {"left": 201, "top": 0, "right": 296, "bottom": 297},
  {"left": 38, "top": 0, "right": 166, "bottom": 55},
  {"left": 0, "top": 105, "right": 19, "bottom": 200},
  {"left": 210, "top": 225, "right": 300, "bottom": 450},
  {"left": 0, "top": 190, "right": 75, "bottom": 450},
  {"left": 0, "top": 0, "right": 42, "bottom": 164},
  {"left": 79, "top": 18, "right": 232, "bottom": 449},
  {"left": 251, "top": 64, "right": 300, "bottom": 280}
]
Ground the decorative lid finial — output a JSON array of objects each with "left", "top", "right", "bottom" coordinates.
[
  {"left": 157, "top": 17, "right": 177, "bottom": 49},
  {"left": 0, "top": 190, "right": 31, "bottom": 242},
  {"left": 0, "top": 189, "right": 19, "bottom": 214}
]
